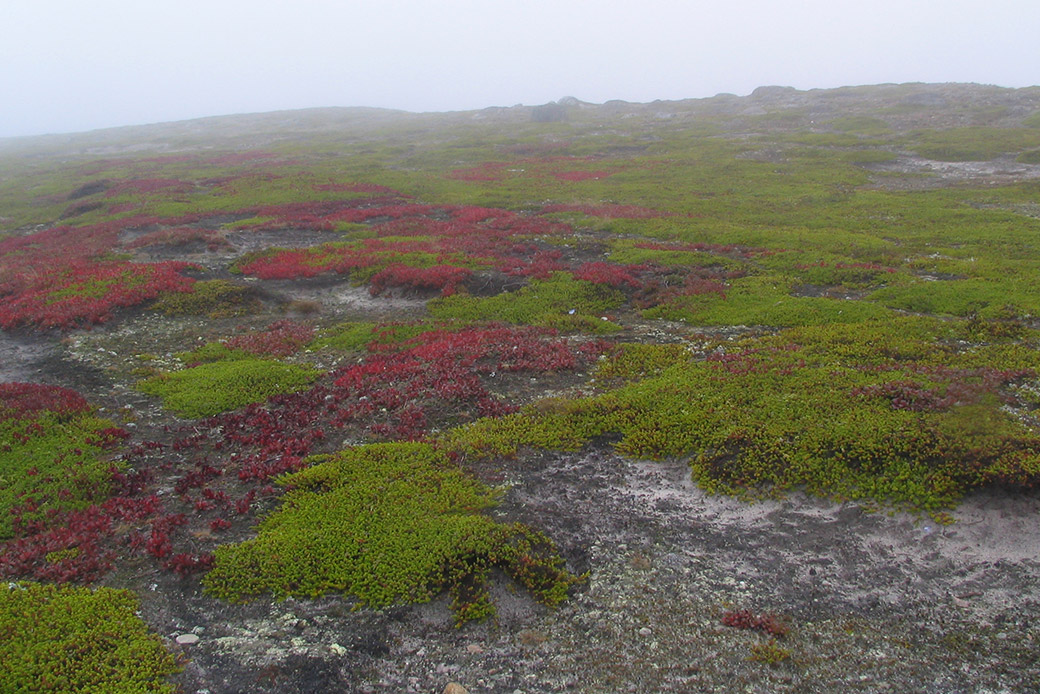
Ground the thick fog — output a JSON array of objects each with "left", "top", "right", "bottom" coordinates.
[{"left": 2, "top": 0, "right": 1037, "bottom": 137}]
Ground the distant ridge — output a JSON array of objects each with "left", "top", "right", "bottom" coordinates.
[{"left": 3, "top": 82, "right": 1039, "bottom": 156}]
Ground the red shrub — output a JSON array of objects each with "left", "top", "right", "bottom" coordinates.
[
  {"left": 0, "top": 259, "right": 195, "bottom": 330},
  {"left": 573, "top": 262, "right": 644, "bottom": 288},
  {"left": 224, "top": 320, "right": 316, "bottom": 358},
  {"left": 551, "top": 170, "right": 615, "bottom": 182},
  {"left": 104, "top": 178, "right": 192, "bottom": 197},
  {"left": 124, "top": 227, "right": 229, "bottom": 251},
  {"left": 722, "top": 609, "right": 789, "bottom": 637},
  {"left": 0, "top": 383, "right": 91, "bottom": 420},
  {"left": 369, "top": 264, "right": 472, "bottom": 296}
]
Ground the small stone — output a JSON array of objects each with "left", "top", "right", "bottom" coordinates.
[
  {"left": 466, "top": 643, "right": 484, "bottom": 654},
  {"left": 443, "top": 684, "right": 468, "bottom": 694},
  {"left": 638, "top": 627, "right": 653, "bottom": 637},
  {"left": 175, "top": 633, "right": 199, "bottom": 645},
  {"left": 329, "top": 642, "right": 348, "bottom": 656}
]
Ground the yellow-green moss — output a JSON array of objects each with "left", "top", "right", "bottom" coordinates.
[
  {"left": 203, "top": 442, "right": 580, "bottom": 623},
  {"left": 151, "top": 279, "right": 261, "bottom": 318},
  {"left": 0, "top": 582, "right": 179, "bottom": 693},
  {"left": 0, "top": 412, "right": 124, "bottom": 539},
  {"left": 446, "top": 318, "right": 1040, "bottom": 514},
  {"left": 136, "top": 358, "right": 321, "bottom": 418}
]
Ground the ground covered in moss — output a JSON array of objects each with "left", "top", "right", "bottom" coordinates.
[{"left": 2, "top": 82, "right": 1040, "bottom": 692}]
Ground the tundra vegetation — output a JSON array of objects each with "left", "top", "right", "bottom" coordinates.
[{"left": 2, "top": 83, "right": 1040, "bottom": 690}]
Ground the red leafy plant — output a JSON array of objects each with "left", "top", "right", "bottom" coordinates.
[
  {"left": 722, "top": 609, "right": 789, "bottom": 638},
  {"left": 224, "top": 320, "right": 316, "bottom": 358}
]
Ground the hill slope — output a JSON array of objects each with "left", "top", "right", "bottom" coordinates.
[{"left": 3, "top": 83, "right": 1040, "bottom": 692}]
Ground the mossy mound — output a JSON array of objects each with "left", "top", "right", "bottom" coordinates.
[
  {"left": 203, "top": 442, "right": 580, "bottom": 623},
  {"left": 0, "top": 582, "right": 178, "bottom": 693},
  {"left": 136, "top": 358, "right": 321, "bottom": 418}
]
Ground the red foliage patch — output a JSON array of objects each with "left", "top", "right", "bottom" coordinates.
[
  {"left": 633, "top": 240, "right": 767, "bottom": 260},
  {"left": 123, "top": 227, "right": 229, "bottom": 252},
  {"left": 205, "top": 325, "right": 609, "bottom": 482},
  {"left": 550, "top": 170, "right": 615, "bottom": 182},
  {"left": 313, "top": 182, "right": 401, "bottom": 195},
  {"left": 0, "top": 216, "right": 200, "bottom": 330},
  {"left": 369, "top": 264, "right": 472, "bottom": 297},
  {"left": 104, "top": 178, "right": 193, "bottom": 197},
  {"left": 851, "top": 365, "right": 1034, "bottom": 412},
  {"left": 0, "top": 259, "right": 195, "bottom": 331},
  {"left": 224, "top": 320, "right": 316, "bottom": 358},
  {"left": 236, "top": 204, "right": 569, "bottom": 283},
  {"left": 0, "top": 383, "right": 91, "bottom": 420},
  {"left": 446, "top": 156, "right": 621, "bottom": 183},
  {"left": 721, "top": 609, "right": 789, "bottom": 637},
  {"left": 573, "top": 262, "right": 645, "bottom": 288}
]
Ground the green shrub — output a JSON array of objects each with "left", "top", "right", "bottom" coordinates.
[
  {"left": 869, "top": 278, "right": 1040, "bottom": 318},
  {"left": 446, "top": 318, "right": 1040, "bottom": 514},
  {"left": 309, "top": 321, "right": 380, "bottom": 352},
  {"left": 1022, "top": 111, "right": 1040, "bottom": 128},
  {"left": 136, "top": 359, "right": 321, "bottom": 417},
  {"left": 0, "top": 412, "right": 124, "bottom": 539},
  {"left": 0, "top": 582, "right": 178, "bottom": 693},
  {"left": 907, "top": 127, "right": 1040, "bottom": 161},
  {"left": 644, "top": 276, "right": 895, "bottom": 327},
  {"left": 429, "top": 273, "right": 625, "bottom": 328},
  {"left": 593, "top": 343, "right": 691, "bottom": 383},
  {"left": 151, "top": 279, "right": 260, "bottom": 318},
  {"left": 175, "top": 341, "right": 249, "bottom": 364},
  {"left": 203, "top": 442, "right": 580, "bottom": 623},
  {"left": 1016, "top": 149, "right": 1040, "bottom": 164},
  {"left": 826, "top": 116, "right": 891, "bottom": 136}
]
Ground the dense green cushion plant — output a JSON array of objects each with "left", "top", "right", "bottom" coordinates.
[
  {"left": 0, "top": 582, "right": 178, "bottom": 693},
  {"left": 203, "top": 442, "right": 579, "bottom": 623},
  {"left": 0, "top": 382, "right": 127, "bottom": 540},
  {"left": 429, "top": 272, "right": 625, "bottom": 329},
  {"left": 136, "top": 358, "right": 321, "bottom": 418},
  {"left": 446, "top": 318, "right": 1040, "bottom": 515}
]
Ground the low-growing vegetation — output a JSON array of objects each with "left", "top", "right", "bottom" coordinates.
[
  {"left": 0, "top": 582, "right": 179, "bottom": 693},
  {"left": 0, "top": 383, "right": 127, "bottom": 539},
  {"left": 446, "top": 317, "right": 1040, "bottom": 514},
  {"left": 3, "top": 83, "right": 1040, "bottom": 690},
  {"left": 203, "top": 442, "right": 580, "bottom": 623},
  {"left": 136, "top": 358, "right": 322, "bottom": 418}
]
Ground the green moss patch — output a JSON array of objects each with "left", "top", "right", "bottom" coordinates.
[
  {"left": 203, "top": 442, "right": 579, "bottom": 623},
  {"left": 446, "top": 318, "right": 1040, "bottom": 514},
  {"left": 0, "top": 385, "right": 126, "bottom": 539},
  {"left": 644, "top": 275, "right": 895, "bottom": 327},
  {"left": 151, "top": 279, "right": 261, "bottom": 318},
  {"left": 136, "top": 358, "right": 321, "bottom": 418},
  {"left": 309, "top": 320, "right": 468, "bottom": 353},
  {"left": 429, "top": 273, "right": 625, "bottom": 330},
  {"left": 0, "top": 582, "right": 178, "bottom": 693}
]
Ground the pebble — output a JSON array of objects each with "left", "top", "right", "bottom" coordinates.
[
  {"left": 175, "top": 633, "right": 200, "bottom": 645},
  {"left": 466, "top": 643, "right": 484, "bottom": 654},
  {"left": 443, "top": 684, "right": 468, "bottom": 694},
  {"left": 638, "top": 627, "right": 653, "bottom": 637}
]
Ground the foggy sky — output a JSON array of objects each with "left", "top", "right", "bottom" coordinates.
[{"left": 2, "top": 0, "right": 1038, "bottom": 138}]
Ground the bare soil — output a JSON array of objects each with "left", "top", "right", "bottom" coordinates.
[{"left": 135, "top": 448, "right": 1040, "bottom": 693}]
